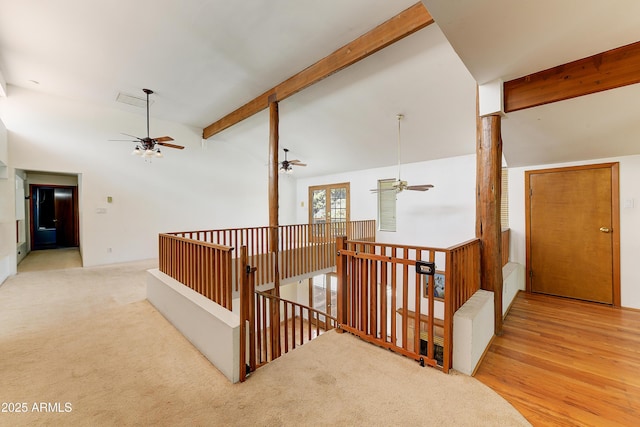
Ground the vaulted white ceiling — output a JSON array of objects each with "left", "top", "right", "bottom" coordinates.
[
  {"left": 424, "top": 0, "right": 640, "bottom": 167},
  {"left": 1, "top": 0, "right": 639, "bottom": 176}
]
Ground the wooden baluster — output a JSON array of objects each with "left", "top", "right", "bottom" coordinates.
[
  {"left": 370, "top": 259, "right": 377, "bottom": 338},
  {"left": 255, "top": 294, "right": 262, "bottom": 364},
  {"left": 248, "top": 269, "right": 256, "bottom": 372},
  {"left": 401, "top": 247, "right": 408, "bottom": 349},
  {"left": 336, "top": 236, "right": 347, "bottom": 333},
  {"left": 283, "top": 303, "right": 289, "bottom": 353},
  {"left": 380, "top": 261, "right": 388, "bottom": 343},
  {"left": 307, "top": 307, "right": 312, "bottom": 342}
]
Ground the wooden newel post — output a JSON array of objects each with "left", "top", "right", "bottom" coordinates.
[
  {"left": 239, "top": 245, "right": 249, "bottom": 382},
  {"left": 476, "top": 114, "right": 504, "bottom": 335},
  {"left": 336, "top": 236, "right": 348, "bottom": 334}
]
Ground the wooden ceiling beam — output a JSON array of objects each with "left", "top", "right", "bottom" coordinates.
[
  {"left": 202, "top": 2, "right": 434, "bottom": 139},
  {"left": 504, "top": 40, "right": 640, "bottom": 113}
]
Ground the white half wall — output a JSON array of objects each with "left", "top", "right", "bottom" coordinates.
[
  {"left": 508, "top": 155, "right": 640, "bottom": 309},
  {"left": 502, "top": 262, "right": 525, "bottom": 315},
  {"left": 453, "top": 289, "right": 494, "bottom": 376},
  {"left": 146, "top": 269, "right": 240, "bottom": 383}
]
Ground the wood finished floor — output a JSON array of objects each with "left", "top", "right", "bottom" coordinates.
[{"left": 475, "top": 291, "right": 640, "bottom": 427}]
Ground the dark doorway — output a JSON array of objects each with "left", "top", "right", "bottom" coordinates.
[{"left": 30, "top": 185, "right": 79, "bottom": 250}]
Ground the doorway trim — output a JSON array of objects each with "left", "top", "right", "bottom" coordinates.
[{"left": 524, "top": 162, "right": 620, "bottom": 306}]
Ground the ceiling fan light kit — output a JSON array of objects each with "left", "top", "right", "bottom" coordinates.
[
  {"left": 279, "top": 148, "right": 306, "bottom": 174},
  {"left": 111, "top": 88, "right": 184, "bottom": 161},
  {"left": 371, "top": 113, "right": 434, "bottom": 194}
]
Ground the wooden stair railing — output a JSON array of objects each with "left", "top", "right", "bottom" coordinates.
[
  {"left": 239, "top": 245, "right": 338, "bottom": 381},
  {"left": 166, "top": 220, "right": 375, "bottom": 293},
  {"left": 158, "top": 233, "right": 234, "bottom": 310}
]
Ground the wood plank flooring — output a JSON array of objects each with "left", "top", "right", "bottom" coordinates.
[{"left": 475, "top": 291, "right": 640, "bottom": 427}]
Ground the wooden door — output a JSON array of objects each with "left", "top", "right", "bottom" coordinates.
[
  {"left": 526, "top": 163, "right": 620, "bottom": 305},
  {"left": 308, "top": 183, "right": 350, "bottom": 241},
  {"left": 54, "top": 188, "right": 76, "bottom": 247}
]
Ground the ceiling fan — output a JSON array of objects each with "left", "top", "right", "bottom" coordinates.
[
  {"left": 279, "top": 148, "right": 306, "bottom": 174},
  {"left": 371, "top": 114, "right": 434, "bottom": 194},
  {"left": 111, "top": 88, "right": 184, "bottom": 158}
]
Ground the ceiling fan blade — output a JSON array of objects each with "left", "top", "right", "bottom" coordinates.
[
  {"left": 154, "top": 136, "right": 174, "bottom": 142},
  {"left": 157, "top": 142, "right": 185, "bottom": 150},
  {"left": 406, "top": 184, "right": 434, "bottom": 191},
  {"left": 370, "top": 188, "right": 399, "bottom": 193},
  {"left": 121, "top": 133, "right": 143, "bottom": 140},
  {"left": 291, "top": 162, "right": 307, "bottom": 167}
]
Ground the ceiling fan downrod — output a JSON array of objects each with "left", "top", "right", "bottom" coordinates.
[
  {"left": 143, "top": 88, "right": 153, "bottom": 139},
  {"left": 397, "top": 113, "right": 404, "bottom": 182}
]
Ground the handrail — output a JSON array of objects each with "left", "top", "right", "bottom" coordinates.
[
  {"left": 249, "top": 287, "right": 338, "bottom": 369},
  {"left": 160, "top": 232, "right": 235, "bottom": 252},
  {"left": 255, "top": 290, "right": 338, "bottom": 324}
]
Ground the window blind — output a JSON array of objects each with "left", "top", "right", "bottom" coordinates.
[
  {"left": 378, "top": 179, "right": 396, "bottom": 232},
  {"left": 501, "top": 168, "right": 509, "bottom": 229}
]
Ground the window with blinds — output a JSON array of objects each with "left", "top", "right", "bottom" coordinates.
[
  {"left": 501, "top": 168, "right": 509, "bottom": 229},
  {"left": 378, "top": 179, "right": 396, "bottom": 232}
]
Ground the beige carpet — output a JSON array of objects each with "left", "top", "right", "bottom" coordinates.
[
  {"left": 0, "top": 258, "right": 530, "bottom": 426},
  {"left": 17, "top": 247, "right": 83, "bottom": 272}
]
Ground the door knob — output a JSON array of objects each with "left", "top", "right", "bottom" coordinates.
[{"left": 599, "top": 227, "right": 612, "bottom": 233}]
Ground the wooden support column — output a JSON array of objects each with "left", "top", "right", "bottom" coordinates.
[
  {"left": 269, "top": 96, "right": 280, "bottom": 292},
  {"left": 476, "top": 113, "right": 504, "bottom": 335},
  {"left": 268, "top": 96, "right": 281, "bottom": 358}
]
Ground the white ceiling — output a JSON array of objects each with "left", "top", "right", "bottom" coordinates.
[{"left": 1, "top": 0, "right": 639, "bottom": 176}]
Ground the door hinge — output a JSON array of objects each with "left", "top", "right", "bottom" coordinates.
[{"left": 529, "top": 270, "right": 533, "bottom": 278}]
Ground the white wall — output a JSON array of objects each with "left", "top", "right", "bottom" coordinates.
[
  {"left": 27, "top": 172, "right": 78, "bottom": 186},
  {"left": 0, "top": 87, "right": 296, "bottom": 266},
  {"left": 509, "top": 155, "right": 640, "bottom": 309},
  {"left": 296, "top": 154, "right": 477, "bottom": 248},
  {"left": 0, "top": 117, "right": 16, "bottom": 283},
  {"left": 14, "top": 171, "right": 27, "bottom": 265}
]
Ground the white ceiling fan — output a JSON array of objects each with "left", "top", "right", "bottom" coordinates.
[{"left": 371, "top": 114, "right": 434, "bottom": 194}]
